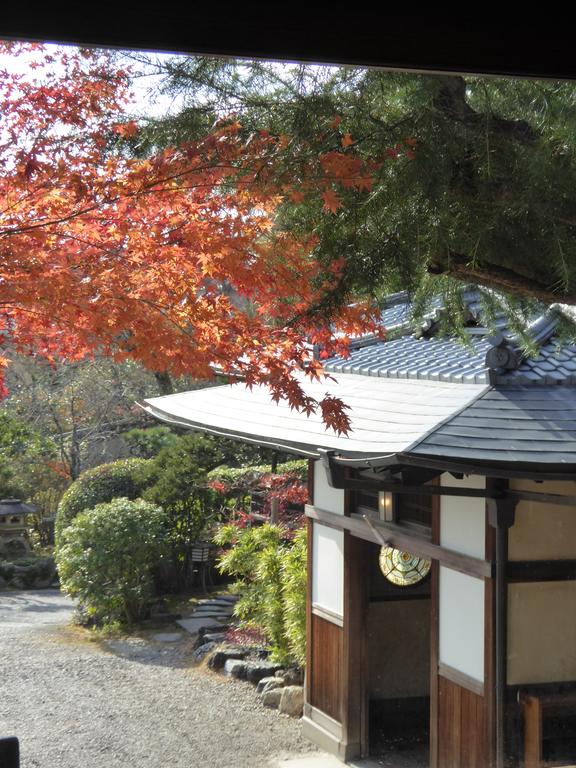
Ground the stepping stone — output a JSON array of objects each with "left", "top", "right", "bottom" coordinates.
[
  {"left": 177, "top": 617, "right": 222, "bottom": 635},
  {"left": 203, "top": 632, "right": 227, "bottom": 643},
  {"left": 152, "top": 632, "right": 183, "bottom": 643},
  {"left": 192, "top": 611, "right": 230, "bottom": 618}
]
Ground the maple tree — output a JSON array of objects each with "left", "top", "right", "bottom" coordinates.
[{"left": 0, "top": 43, "right": 404, "bottom": 434}]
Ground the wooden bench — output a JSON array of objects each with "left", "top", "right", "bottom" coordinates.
[{"left": 520, "top": 691, "right": 576, "bottom": 768}]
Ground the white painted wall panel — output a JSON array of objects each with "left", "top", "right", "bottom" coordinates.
[
  {"left": 440, "top": 473, "right": 485, "bottom": 558},
  {"left": 313, "top": 460, "right": 345, "bottom": 515},
  {"left": 312, "top": 522, "right": 344, "bottom": 618},
  {"left": 439, "top": 566, "right": 485, "bottom": 682}
]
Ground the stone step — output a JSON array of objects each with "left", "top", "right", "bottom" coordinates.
[{"left": 177, "top": 617, "right": 223, "bottom": 635}]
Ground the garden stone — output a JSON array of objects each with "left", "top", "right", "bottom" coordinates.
[
  {"left": 224, "top": 659, "right": 247, "bottom": 680},
  {"left": 152, "top": 633, "right": 183, "bottom": 643},
  {"left": 177, "top": 617, "right": 221, "bottom": 635},
  {"left": 276, "top": 668, "right": 304, "bottom": 686},
  {"left": 245, "top": 661, "right": 284, "bottom": 684},
  {"left": 279, "top": 686, "right": 304, "bottom": 718},
  {"left": 193, "top": 641, "right": 215, "bottom": 662},
  {"left": 203, "top": 632, "right": 227, "bottom": 644},
  {"left": 256, "top": 676, "right": 284, "bottom": 695},
  {"left": 262, "top": 688, "right": 283, "bottom": 708},
  {"left": 207, "top": 647, "right": 249, "bottom": 670}
]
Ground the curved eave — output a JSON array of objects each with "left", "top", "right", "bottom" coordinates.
[
  {"left": 141, "top": 375, "right": 487, "bottom": 463},
  {"left": 139, "top": 401, "right": 324, "bottom": 458}
]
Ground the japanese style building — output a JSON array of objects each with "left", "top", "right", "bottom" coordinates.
[{"left": 143, "top": 289, "right": 576, "bottom": 768}]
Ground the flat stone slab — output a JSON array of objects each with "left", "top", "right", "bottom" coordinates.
[
  {"left": 151, "top": 632, "right": 183, "bottom": 643},
  {"left": 271, "top": 758, "right": 345, "bottom": 768},
  {"left": 210, "top": 595, "right": 239, "bottom": 603},
  {"left": 177, "top": 617, "right": 222, "bottom": 635},
  {"left": 195, "top": 601, "right": 232, "bottom": 606}
]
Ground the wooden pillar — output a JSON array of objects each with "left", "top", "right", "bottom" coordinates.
[
  {"left": 341, "top": 530, "right": 369, "bottom": 758},
  {"left": 487, "top": 481, "right": 516, "bottom": 768},
  {"left": 430, "top": 492, "right": 440, "bottom": 768}
]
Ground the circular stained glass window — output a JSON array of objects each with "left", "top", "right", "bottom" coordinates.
[{"left": 379, "top": 546, "right": 431, "bottom": 587}]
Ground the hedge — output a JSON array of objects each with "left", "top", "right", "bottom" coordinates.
[{"left": 55, "top": 458, "right": 152, "bottom": 544}]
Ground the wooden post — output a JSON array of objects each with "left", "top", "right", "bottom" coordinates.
[
  {"left": 487, "top": 482, "right": 516, "bottom": 768},
  {"left": 341, "top": 531, "right": 368, "bottom": 759},
  {"left": 270, "top": 497, "right": 279, "bottom": 524}
]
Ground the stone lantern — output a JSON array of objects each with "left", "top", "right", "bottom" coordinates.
[{"left": 0, "top": 499, "right": 35, "bottom": 556}]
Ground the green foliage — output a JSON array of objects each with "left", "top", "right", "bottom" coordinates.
[
  {"left": 29, "top": 487, "right": 62, "bottom": 546},
  {"left": 214, "top": 523, "right": 307, "bottom": 665},
  {"left": 207, "top": 460, "right": 307, "bottom": 487},
  {"left": 141, "top": 433, "right": 223, "bottom": 507},
  {"left": 0, "top": 555, "right": 55, "bottom": 587},
  {"left": 56, "top": 497, "right": 168, "bottom": 625},
  {"left": 0, "top": 463, "right": 28, "bottom": 500},
  {"left": 55, "top": 458, "right": 152, "bottom": 544},
  {"left": 155, "top": 490, "right": 222, "bottom": 592},
  {"left": 281, "top": 528, "right": 307, "bottom": 667},
  {"left": 139, "top": 433, "right": 229, "bottom": 591},
  {"left": 134, "top": 56, "right": 576, "bottom": 320},
  {"left": 122, "top": 426, "right": 180, "bottom": 458},
  {"left": 0, "top": 411, "right": 58, "bottom": 500},
  {"left": 0, "top": 412, "right": 45, "bottom": 458}
]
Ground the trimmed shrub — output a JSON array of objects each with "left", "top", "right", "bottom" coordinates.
[
  {"left": 0, "top": 556, "right": 56, "bottom": 588},
  {"left": 142, "top": 433, "right": 224, "bottom": 508},
  {"left": 55, "top": 458, "right": 152, "bottom": 544},
  {"left": 56, "top": 497, "right": 168, "bottom": 625}
]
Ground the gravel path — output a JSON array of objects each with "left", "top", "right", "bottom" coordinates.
[{"left": 0, "top": 590, "right": 318, "bottom": 768}]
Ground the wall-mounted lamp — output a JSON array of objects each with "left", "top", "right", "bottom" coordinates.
[{"left": 378, "top": 491, "right": 394, "bottom": 522}]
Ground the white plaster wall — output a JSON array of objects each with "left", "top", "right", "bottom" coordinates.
[
  {"left": 440, "top": 473, "right": 485, "bottom": 558},
  {"left": 313, "top": 460, "right": 345, "bottom": 515},
  {"left": 439, "top": 566, "right": 485, "bottom": 682},
  {"left": 438, "top": 473, "right": 486, "bottom": 682},
  {"left": 312, "top": 522, "right": 344, "bottom": 618}
]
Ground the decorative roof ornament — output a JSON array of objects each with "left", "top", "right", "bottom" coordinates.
[{"left": 485, "top": 333, "right": 520, "bottom": 371}]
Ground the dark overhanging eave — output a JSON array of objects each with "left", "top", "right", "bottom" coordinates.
[
  {"left": 395, "top": 451, "right": 576, "bottom": 482},
  {"left": 1, "top": 18, "right": 576, "bottom": 80}
]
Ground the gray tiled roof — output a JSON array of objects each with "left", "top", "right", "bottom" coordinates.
[
  {"left": 326, "top": 290, "right": 576, "bottom": 386},
  {"left": 326, "top": 335, "right": 491, "bottom": 384},
  {"left": 144, "top": 287, "right": 576, "bottom": 474},
  {"left": 411, "top": 386, "right": 576, "bottom": 468}
]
